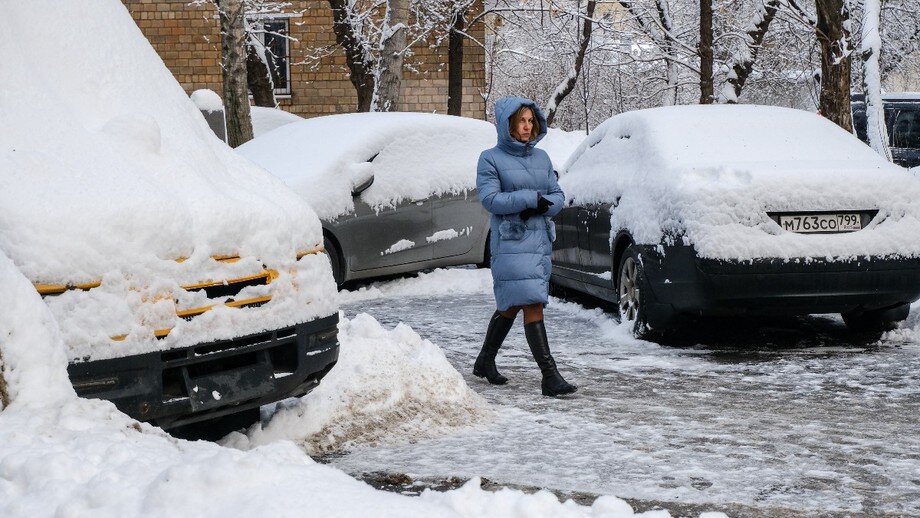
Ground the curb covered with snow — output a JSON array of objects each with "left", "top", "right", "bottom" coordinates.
[{"left": 227, "top": 312, "right": 494, "bottom": 454}]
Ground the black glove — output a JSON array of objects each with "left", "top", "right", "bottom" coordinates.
[
  {"left": 536, "top": 195, "right": 554, "bottom": 215},
  {"left": 520, "top": 196, "right": 554, "bottom": 220}
]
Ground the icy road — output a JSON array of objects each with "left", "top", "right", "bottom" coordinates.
[{"left": 327, "top": 268, "right": 919, "bottom": 516}]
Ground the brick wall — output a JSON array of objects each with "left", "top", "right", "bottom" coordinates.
[{"left": 123, "top": 0, "right": 486, "bottom": 119}]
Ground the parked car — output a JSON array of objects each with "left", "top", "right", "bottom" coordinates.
[
  {"left": 238, "top": 113, "right": 495, "bottom": 285},
  {"left": 552, "top": 105, "right": 920, "bottom": 336},
  {"left": 1, "top": 3, "right": 339, "bottom": 439},
  {"left": 852, "top": 93, "right": 920, "bottom": 168}
]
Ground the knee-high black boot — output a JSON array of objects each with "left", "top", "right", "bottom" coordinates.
[
  {"left": 473, "top": 311, "right": 515, "bottom": 385},
  {"left": 524, "top": 321, "right": 577, "bottom": 396}
]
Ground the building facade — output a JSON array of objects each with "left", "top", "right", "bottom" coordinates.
[{"left": 123, "top": 0, "right": 486, "bottom": 119}]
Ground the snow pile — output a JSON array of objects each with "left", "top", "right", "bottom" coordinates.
[
  {"left": 237, "top": 113, "right": 495, "bottom": 220},
  {"left": 421, "top": 478, "right": 682, "bottom": 518},
  {"left": 227, "top": 312, "right": 493, "bottom": 454},
  {"left": 560, "top": 105, "right": 920, "bottom": 260},
  {"left": 189, "top": 88, "right": 224, "bottom": 113},
  {"left": 0, "top": 250, "right": 74, "bottom": 410},
  {"left": 538, "top": 128, "right": 587, "bottom": 171},
  {"left": 340, "top": 267, "right": 493, "bottom": 304},
  {"left": 0, "top": 0, "right": 337, "bottom": 360},
  {"left": 251, "top": 106, "right": 304, "bottom": 137}
]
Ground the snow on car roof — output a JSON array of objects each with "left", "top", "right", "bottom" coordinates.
[
  {"left": 563, "top": 104, "right": 883, "bottom": 174},
  {"left": 251, "top": 106, "right": 305, "bottom": 137},
  {"left": 238, "top": 112, "right": 495, "bottom": 220},
  {"left": 0, "top": 1, "right": 320, "bottom": 282}
]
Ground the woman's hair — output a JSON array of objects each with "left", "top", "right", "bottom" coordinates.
[{"left": 509, "top": 105, "right": 540, "bottom": 142}]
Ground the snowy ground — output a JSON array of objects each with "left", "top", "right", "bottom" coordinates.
[{"left": 304, "top": 267, "right": 919, "bottom": 516}]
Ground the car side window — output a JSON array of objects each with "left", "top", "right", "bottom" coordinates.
[{"left": 891, "top": 108, "right": 920, "bottom": 149}]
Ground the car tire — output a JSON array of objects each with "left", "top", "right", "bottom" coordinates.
[
  {"left": 842, "top": 303, "right": 909, "bottom": 332},
  {"left": 324, "top": 237, "right": 344, "bottom": 286},
  {"left": 548, "top": 278, "right": 568, "bottom": 299},
  {"left": 616, "top": 245, "right": 653, "bottom": 338}
]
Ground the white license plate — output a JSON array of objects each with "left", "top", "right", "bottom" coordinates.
[{"left": 778, "top": 213, "right": 862, "bottom": 233}]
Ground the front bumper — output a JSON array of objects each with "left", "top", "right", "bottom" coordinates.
[
  {"left": 639, "top": 245, "right": 920, "bottom": 317},
  {"left": 67, "top": 313, "right": 339, "bottom": 429}
]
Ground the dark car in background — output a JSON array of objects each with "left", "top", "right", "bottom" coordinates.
[
  {"left": 852, "top": 93, "right": 920, "bottom": 168},
  {"left": 552, "top": 105, "right": 920, "bottom": 337}
]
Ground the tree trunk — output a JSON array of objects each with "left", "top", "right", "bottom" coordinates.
[
  {"left": 698, "top": 0, "right": 713, "bottom": 104},
  {"left": 545, "top": 0, "right": 596, "bottom": 126},
  {"left": 448, "top": 9, "right": 466, "bottom": 116},
  {"left": 861, "top": 0, "right": 892, "bottom": 160},
  {"left": 218, "top": 0, "right": 254, "bottom": 147},
  {"left": 724, "top": 0, "right": 781, "bottom": 103},
  {"left": 247, "top": 42, "right": 278, "bottom": 108},
  {"left": 372, "top": 0, "right": 410, "bottom": 112},
  {"left": 655, "top": 0, "right": 679, "bottom": 106},
  {"left": 328, "top": 0, "right": 376, "bottom": 111},
  {"left": 815, "top": 0, "right": 854, "bottom": 132}
]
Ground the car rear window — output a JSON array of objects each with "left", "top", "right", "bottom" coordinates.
[{"left": 890, "top": 107, "right": 920, "bottom": 149}]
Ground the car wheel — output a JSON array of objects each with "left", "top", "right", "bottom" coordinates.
[
  {"left": 549, "top": 278, "right": 568, "bottom": 299},
  {"left": 842, "top": 303, "right": 909, "bottom": 332},
  {"left": 324, "top": 237, "right": 344, "bottom": 286},
  {"left": 617, "top": 246, "right": 651, "bottom": 338}
]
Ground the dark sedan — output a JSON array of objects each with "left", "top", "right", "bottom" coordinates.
[{"left": 551, "top": 105, "right": 920, "bottom": 336}]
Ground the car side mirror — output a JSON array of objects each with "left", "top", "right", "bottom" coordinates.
[{"left": 352, "top": 175, "right": 374, "bottom": 197}]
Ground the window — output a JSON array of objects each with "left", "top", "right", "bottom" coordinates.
[
  {"left": 890, "top": 107, "right": 920, "bottom": 150},
  {"left": 250, "top": 18, "right": 290, "bottom": 95}
]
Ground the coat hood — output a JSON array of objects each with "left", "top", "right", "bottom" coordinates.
[{"left": 494, "top": 96, "right": 548, "bottom": 156}]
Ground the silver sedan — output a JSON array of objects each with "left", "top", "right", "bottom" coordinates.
[{"left": 238, "top": 112, "right": 495, "bottom": 284}]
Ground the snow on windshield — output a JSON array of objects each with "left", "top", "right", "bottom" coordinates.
[
  {"left": 238, "top": 113, "right": 495, "bottom": 220},
  {"left": 560, "top": 105, "right": 920, "bottom": 261},
  {"left": 0, "top": 0, "right": 337, "bottom": 360}
]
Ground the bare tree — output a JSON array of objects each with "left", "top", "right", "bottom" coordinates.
[
  {"left": 247, "top": 40, "right": 278, "bottom": 107},
  {"left": 860, "top": 0, "right": 891, "bottom": 160},
  {"left": 218, "top": 0, "right": 255, "bottom": 147},
  {"left": 328, "top": 0, "right": 377, "bottom": 111},
  {"left": 815, "top": 0, "right": 854, "bottom": 131},
  {"left": 721, "top": 0, "right": 782, "bottom": 103},
  {"left": 371, "top": 0, "right": 410, "bottom": 111},
  {"left": 448, "top": 7, "right": 466, "bottom": 115},
  {"left": 698, "top": 0, "right": 713, "bottom": 103},
  {"left": 545, "top": 0, "right": 597, "bottom": 126}
]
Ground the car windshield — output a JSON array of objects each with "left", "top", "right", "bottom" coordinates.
[{"left": 890, "top": 107, "right": 920, "bottom": 149}]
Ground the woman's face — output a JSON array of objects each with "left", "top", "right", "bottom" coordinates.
[{"left": 511, "top": 108, "right": 535, "bottom": 142}]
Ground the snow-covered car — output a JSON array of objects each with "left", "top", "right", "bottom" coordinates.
[
  {"left": 238, "top": 113, "right": 495, "bottom": 284},
  {"left": 552, "top": 105, "right": 920, "bottom": 336},
  {"left": 852, "top": 93, "right": 920, "bottom": 168},
  {"left": 0, "top": 2, "right": 338, "bottom": 436}
]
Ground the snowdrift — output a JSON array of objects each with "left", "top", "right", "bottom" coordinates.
[
  {"left": 560, "top": 105, "right": 920, "bottom": 261},
  {"left": 227, "top": 312, "right": 493, "bottom": 454}
]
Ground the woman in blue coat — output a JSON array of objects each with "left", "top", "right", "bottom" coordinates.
[{"left": 472, "top": 97, "right": 577, "bottom": 397}]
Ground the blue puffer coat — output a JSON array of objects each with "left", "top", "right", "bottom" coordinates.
[{"left": 477, "top": 97, "right": 565, "bottom": 311}]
